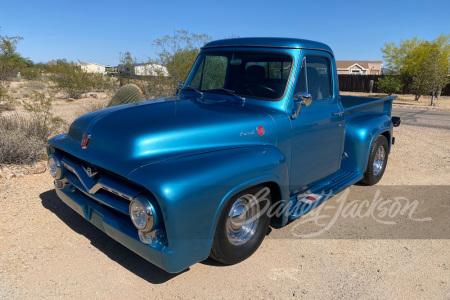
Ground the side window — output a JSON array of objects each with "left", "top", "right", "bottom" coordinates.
[{"left": 294, "top": 56, "right": 333, "bottom": 101}]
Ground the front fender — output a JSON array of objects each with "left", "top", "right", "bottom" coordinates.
[
  {"left": 341, "top": 114, "right": 392, "bottom": 173},
  {"left": 127, "top": 145, "right": 289, "bottom": 272}
]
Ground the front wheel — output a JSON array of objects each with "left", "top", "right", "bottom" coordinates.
[
  {"left": 360, "top": 135, "right": 389, "bottom": 185},
  {"left": 210, "top": 186, "right": 271, "bottom": 264}
]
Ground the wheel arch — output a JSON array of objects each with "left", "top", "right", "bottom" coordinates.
[
  {"left": 341, "top": 114, "right": 392, "bottom": 174},
  {"left": 210, "top": 178, "right": 285, "bottom": 245}
]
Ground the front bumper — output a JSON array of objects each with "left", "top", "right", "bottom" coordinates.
[{"left": 54, "top": 182, "right": 176, "bottom": 272}]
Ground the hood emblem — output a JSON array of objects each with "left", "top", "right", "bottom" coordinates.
[{"left": 81, "top": 134, "right": 91, "bottom": 149}]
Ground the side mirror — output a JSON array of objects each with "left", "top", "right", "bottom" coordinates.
[
  {"left": 292, "top": 92, "right": 312, "bottom": 119},
  {"left": 175, "top": 81, "right": 183, "bottom": 95}
]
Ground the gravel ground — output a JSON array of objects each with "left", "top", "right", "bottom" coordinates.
[{"left": 1, "top": 119, "right": 449, "bottom": 298}]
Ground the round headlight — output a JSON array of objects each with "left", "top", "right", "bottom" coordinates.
[
  {"left": 129, "top": 197, "right": 155, "bottom": 232},
  {"left": 47, "top": 154, "right": 62, "bottom": 179}
]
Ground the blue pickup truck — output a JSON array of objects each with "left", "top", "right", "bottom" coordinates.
[{"left": 47, "top": 38, "right": 400, "bottom": 273}]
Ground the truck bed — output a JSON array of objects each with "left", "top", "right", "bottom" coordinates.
[{"left": 340, "top": 95, "right": 396, "bottom": 119}]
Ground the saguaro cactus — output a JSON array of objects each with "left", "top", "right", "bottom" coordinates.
[{"left": 108, "top": 84, "right": 144, "bottom": 107}]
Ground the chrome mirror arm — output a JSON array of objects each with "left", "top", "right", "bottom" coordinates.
[{"left": 291, "top": 92, "right": 312, "bottom": 119}]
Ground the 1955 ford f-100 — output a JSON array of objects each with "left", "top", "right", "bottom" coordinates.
[{"left": 47, "top": 38, "right": 400, "bottom": 273}]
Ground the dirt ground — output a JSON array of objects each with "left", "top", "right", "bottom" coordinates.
[{"left": 1, "top": 95, "right": 450, "bottom": 299}]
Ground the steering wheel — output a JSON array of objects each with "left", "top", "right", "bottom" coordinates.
[{"left": 245, "top": 84, "right": 276, "bottom": 97}]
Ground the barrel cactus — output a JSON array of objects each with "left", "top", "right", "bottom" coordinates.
[{"left": 108, "top": 84, "right": 144, "bottom": 107}]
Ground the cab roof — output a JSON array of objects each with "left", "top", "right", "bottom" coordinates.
[{"left": 202, "top": 37, "right": 334, "bottom": 55}]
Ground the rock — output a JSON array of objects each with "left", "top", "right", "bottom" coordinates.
[
  {"left": 30, "top": 162, "right": 46, "bottom": 174},
  {"left": 67, "top": 98, "right": 74, "bottom": 102},
  {"left": 5, "top": 173, "right": 16, "bottom": 180}
]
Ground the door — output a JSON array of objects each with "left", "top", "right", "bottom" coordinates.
[{"left": 289, "top": 51, "right": 344, "bottom": 193}]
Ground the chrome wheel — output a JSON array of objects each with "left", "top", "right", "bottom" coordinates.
[
  {"left": 373, "top": 145, "right": 385, "bottom": 176},
  {"left": 226, "top": 194, "right": 260, "bottom": 246}
]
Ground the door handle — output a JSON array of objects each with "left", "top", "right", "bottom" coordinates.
[{"left": 331, "top": 111, "right": 344, "bottom": 117}]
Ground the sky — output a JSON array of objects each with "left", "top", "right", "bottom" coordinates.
[{"left": 1, "top": 0, "right": 449, "bottom": 66}]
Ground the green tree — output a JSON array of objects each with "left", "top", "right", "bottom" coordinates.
[
  {"left": 376, "top": 76, "right": 402, "bottom": 95},
  {"left": 382, "top": 34, "right": 450, "bottom": 100},
  {"left": 413, "top": 43, "right": 449, "bottom": 106},
  {"left": 118, "top": 51, "right": 136, "bottom": 86},
  {"left": 0, "top": 27, "right": 30, "bottom": 110},
  {"left": 154, "top": 29, "right": 212, "bottom": 89},
  {"left": 0, "top": 27, "right": 25, "bottom": 83}
]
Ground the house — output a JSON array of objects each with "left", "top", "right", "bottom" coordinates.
[
  {"left": 117, "top": 63, "right": 169, "bottom": 77},
  {"left": 336, "top": 61, "right": 383, "bottom": 75},
  {"left": 79, "top": 62, "right": 107, "bottom": 74}
]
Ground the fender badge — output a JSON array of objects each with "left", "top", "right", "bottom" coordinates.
[
  {"left": 81, "top": 134, "right": 91, "bottom": 149},
  {"left": 257, "top": 126, "right": 265, "bottom": 136}
]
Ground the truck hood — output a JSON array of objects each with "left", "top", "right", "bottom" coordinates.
[{"left": 50, "top": 96, "right": 278, "bottom": 176}]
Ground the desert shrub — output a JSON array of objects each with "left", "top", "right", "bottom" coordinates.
[
  {"left": 0, "top": 92, "right": 66, "bottom": 164},
  {"left": 90, "top": 74, "right": 115, "bottom": 92},
  {"left": 49, "top": 62, "right": 92, "bottom": 99},
  {"left": 376, "top": 76, "right": 403, "bottom": 95},
  {"left": 0, "top": 114, "right": 45, "bottom": 164},
  {"left": 26, "top": 80, "right": 46, "bottom": 91},
  {"left": 75, "top": 102, "right": 107, "bottom": 118},
  {"left": 108, "top": 84, "right": 144, "bottom": 107},
  {"left": 136, "top": 75, "right": 172, "bottom": 99},
  {"left": 23, "top": 91, "right": 66, "bottom": 141},
  {"left": 0, "top": 85, "right": 14, "bottom": 111},
  {"left": 21, "top": 67, "right": 41, "bottom": 80}
]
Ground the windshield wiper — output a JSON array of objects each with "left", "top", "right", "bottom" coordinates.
[
  {"left": 206, "top": 88, "right": 245, "bottom": 101},
  {"left": 182, "top": 85, "right": 203, "bottom": 97}
]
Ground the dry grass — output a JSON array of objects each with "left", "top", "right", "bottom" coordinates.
[
  {"left": 74, "top": 102, "right": 107, "bottom": 118},
  {"left": 0, "top": 113, "right": 46, "bottom": 164}
]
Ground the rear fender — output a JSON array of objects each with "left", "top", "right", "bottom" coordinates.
[{"left": 341, "top": 114, "right": 392, "bottom": 173}]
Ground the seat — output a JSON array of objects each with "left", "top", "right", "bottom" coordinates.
[
  {"left": 245, "top": 65, "right": 266, "bottom": 85},
  {"left": 234, "top": 65, "right": 275, "bottom": 98}
]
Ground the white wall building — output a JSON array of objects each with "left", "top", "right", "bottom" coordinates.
[
  {"left": 133, "top": 63, "right": 169, "bottom": 77},
  {"left": 79, "top": 62, "right": 107, "bottom": 74}
]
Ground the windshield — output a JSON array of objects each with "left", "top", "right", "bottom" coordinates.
[{"left": 183, "top": 51, "right": 293, "bottom": 101}]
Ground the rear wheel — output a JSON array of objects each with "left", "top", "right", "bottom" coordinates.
[
  {"left": 210, "top": 186, "right": 271, "bottom": 264},
  {"left": 360, "top": 135, "right": 389, "bottom": 185}
]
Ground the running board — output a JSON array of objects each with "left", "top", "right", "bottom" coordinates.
[{"left": 288, "top": 170, "right": 363, "bottom": 220}]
